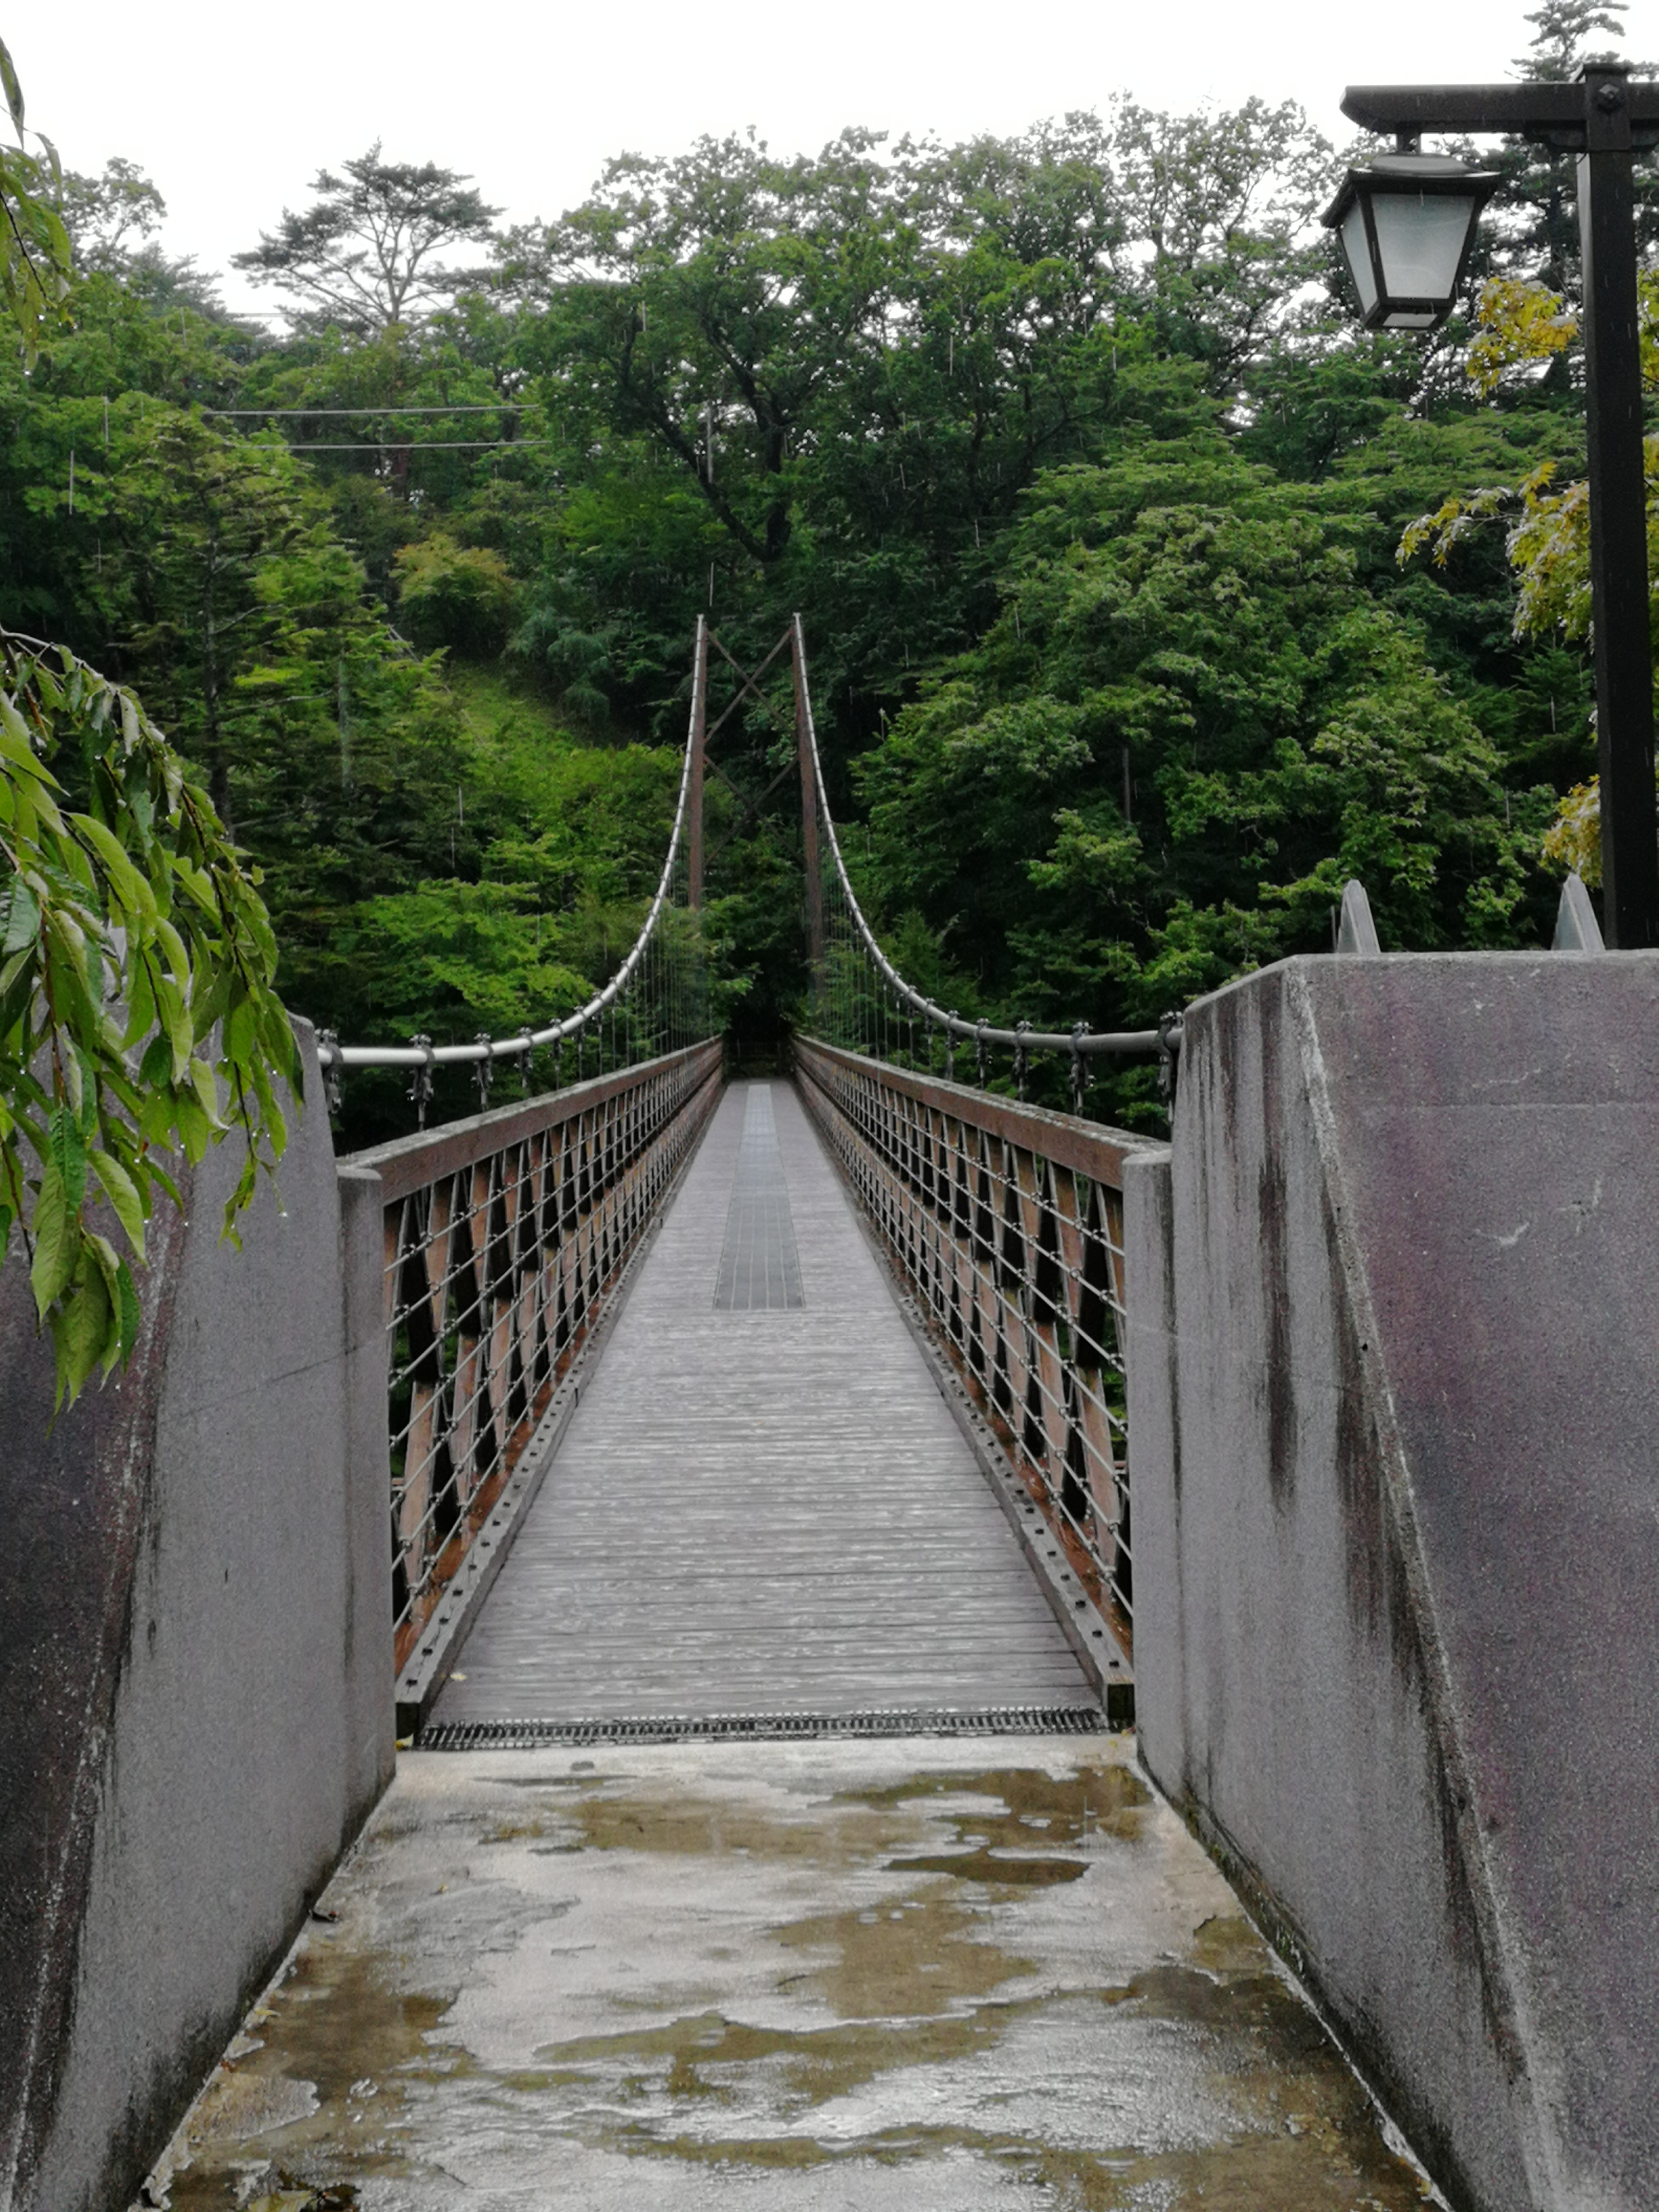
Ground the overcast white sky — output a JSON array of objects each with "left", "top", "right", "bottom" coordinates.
[{"left": 12, "top": 0, "right": 1651, "bottom": 321}]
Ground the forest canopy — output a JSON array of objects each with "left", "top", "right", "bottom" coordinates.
[{"left": 3, "top": 0, "right": 1654, "bottom": 1144}]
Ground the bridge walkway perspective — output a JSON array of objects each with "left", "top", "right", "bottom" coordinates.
[
  {"left": 428, "top": 1078, "right": 1093, "bottom": 1731},
  {"left": 11, "top": 608, "right": 1648, "bottom": 2212},
  {"left": 134, "top": 1070, "right": 1433, "bottom": 2210}
]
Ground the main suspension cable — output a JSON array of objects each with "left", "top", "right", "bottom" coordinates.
[
  {"left": 316, "top": 622, "right": 711, "bottom": 1083},
  {"left": 791, "top": 617, "right": 1182, "bottom": 1079}
]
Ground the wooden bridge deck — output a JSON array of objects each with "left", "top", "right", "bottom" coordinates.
[{"left": 429, "top": 1080, "right": 1093, "bottom": 1725}]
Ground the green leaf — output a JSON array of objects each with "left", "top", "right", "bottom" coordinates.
[
  {"left": 224, "top": 993, "right": 255, "bottom": 1068},
  {"left": 190, "top": 963, "right": 231, "bottom": 1046},
  {"left": 122, "top": 955, "right": 157, "bottom": 1050},
  {"left": 188, "top": 1055, "right": 222, "bottom": 1127},
  {"left": 139, "top": 1029, "right": 173, "bottom": 1087},
  {"left": 115, "top": 1258, "right": 141, "bottom": 1363},
  {"left": 91, "top": 1147, "right": 147, "bottom": 1260},
  {"left": 0, "top": 953, "right": 34, "bottom": 1042},
  {"left": 0, "top": 34, "right": 26, "bottom": 142},
  {"left": 172, "top": 1084, "right": 210, "bottom": 1161},
  {"left": 1, "top": 879, "right": 38, "bottom": 954},
  {"left": 29, "top": 1157, "right": 78, "bottom": 1314},
  {"left": 5, "top": 619, "right": 297, "bottom": 1409},
  {"left": 158, "top": 973, "right": 192, "bottom": 1079},
  {"left": 48, "top": 1262, "right": 114, "bottom": 1408},
  {"left": 72, "top": 811, "right": 154, "bottom": 922},
  {"left": 46, "top": 1103, "right": 90, "bottom": 1209},
  {"left": 146, "top": 1155, "right": 183, "bottom": 1212}
]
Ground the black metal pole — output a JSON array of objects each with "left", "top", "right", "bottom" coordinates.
[
  {"left": 1578, "top": 62, "right": 1657, "bottom": 945},
  {"left": 1342, "top": 66, "right": 1659, "bottom": 943}
]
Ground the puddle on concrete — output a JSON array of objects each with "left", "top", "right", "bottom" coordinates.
[
  {"left": 147, "top": 1744, "right": 1434, "bottom": 2211},
  {"left": 567, "top": 2115, "right": 1427, "bottom": 2210},
  {"left": 772, "top": 1890, "right": 1031, "bottom": 2017},
  {"left": 158, "top": 1929, "right": 479, "bottom": 2209},
  {"left": 887, "top": 1842, "right": 1090, "bottom": 1883},
  {"left": 846, "top": 1760, "right": 1153, "bottom": 1842},
  {"left": 530, "top": 1996, "right": 1044, "bottom": 2111},
  {"left": 560, "top": 1784, "right": 924, "bottom": 1867},
  {"left": 855, "top": 1763, "right": 1149, "bottom": 1886}
]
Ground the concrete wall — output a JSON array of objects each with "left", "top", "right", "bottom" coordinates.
[
  {"left": 0, "top": 1020, "right": 394, "bottom": 2212},
  {"left": 1124, "top": 953, "right": 1659, "bottom": 2212}
]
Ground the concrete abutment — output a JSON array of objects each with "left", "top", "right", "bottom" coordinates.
[
  {"left": 1126, "top": 952, "right": 1659, "bottom": 2212},
  {"left": 0, "top": 1020, "right": 394, "bottom": 2212}
]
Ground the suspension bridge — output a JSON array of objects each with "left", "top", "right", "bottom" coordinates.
[
  {"left": 309, "top": 618, "right": 1149, "bottom": 1751},
  {"left": 4, "top": 623, "right": 1655, "bottom": 2212}
]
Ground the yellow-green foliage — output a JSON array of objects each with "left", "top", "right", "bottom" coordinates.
[{"left": 1399, "top": 273, "right": 1659, "bottom": 881}]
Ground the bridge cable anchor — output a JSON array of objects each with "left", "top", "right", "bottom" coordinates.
[
  {"left": 1070, "top": 1022, "right": 1089, "bottom": 1115},
  {"left": 409, "top": 1036, "right": 434, "bottom": 1129},
  {"left": 318, "top": 1029, "right": 343, "bottom": 1119},
  {"left": 1157, "top": 1011, "right": 1184, "bottom": 1107}
]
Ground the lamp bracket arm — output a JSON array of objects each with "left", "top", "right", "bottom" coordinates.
[{"left": 1342, "top": 75, "right": 1659, "bottom": 151}]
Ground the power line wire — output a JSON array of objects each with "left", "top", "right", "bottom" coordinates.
[
  {"left": 203, "top": 404, "right": 535, "bottom": 418},
  {"left": 272, "top": 439, "right": 559, "bottom": 452}
]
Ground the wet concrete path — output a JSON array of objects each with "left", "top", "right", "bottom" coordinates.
[{"left": 150, "top": 1735, "right": 1430, "bottom": 2210}]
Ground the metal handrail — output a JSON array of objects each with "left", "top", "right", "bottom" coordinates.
[
  {"left": 317, "top": 624, "right": 710, "bottom": 1073},
  {"left": 348, "top": 1038, "right": 725, "bottom": 1699},
  {"left": 795, "top": 1034, "right": 1139, "bottom": 1697}
]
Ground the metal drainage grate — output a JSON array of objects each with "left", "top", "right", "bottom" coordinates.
[
  {"left": 714, "top": 1085, "right": 804, "bottom": 1309},
  {"left": 417, "top": 1706, "right": 1105, "bottom": 1750}
]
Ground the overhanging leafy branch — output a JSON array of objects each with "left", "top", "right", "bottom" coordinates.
[{"left": 1, "top": 633, "right": 300, "bottom": 1402}]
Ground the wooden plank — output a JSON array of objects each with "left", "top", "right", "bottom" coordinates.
[{"left": 430, "top": 1080, "right": 1094, "bottom": 1725}]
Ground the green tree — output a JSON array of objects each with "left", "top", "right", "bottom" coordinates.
[
  {"left": 395, "top": 530, "right": 517, "bottom": 652},
  {"left": 518, "top": 129, "right": 908, "bottom": 571},
  {"left": 507, "top": 102, "right": 1327, "bottom": 742},
  {"left": 234, "top": 145, "right": 501, "bottom": 334},
  {"left": 2, "top": 636, "right": 300, "bottom": 1399},
  {"left": 55, "top": 153, "right": 164, "bottom": 271},
  {"left": 1479, "top": 0, "right": 1658, "bottom": 406},
  {"left": 855, "top": 442, "right": 1551, "bottom": 1117}
]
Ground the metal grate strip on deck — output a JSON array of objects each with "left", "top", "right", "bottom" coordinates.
[
  {"left": 714, "top": 1084, "right": 804, "bottom": 1309},
  {"left": 418, "top": 1705, "right": 1104, "bottom": 1749}
]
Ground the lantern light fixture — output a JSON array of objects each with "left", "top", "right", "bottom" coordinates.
[{"left": 1322, "top": 152, "right": 1498, "bottom": 330}]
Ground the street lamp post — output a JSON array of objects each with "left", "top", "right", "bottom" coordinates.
[{"left": 1327, "top": 62, "right": 1659, "bottom": 946}]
